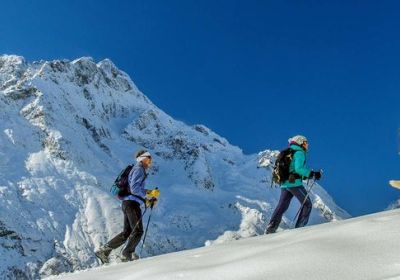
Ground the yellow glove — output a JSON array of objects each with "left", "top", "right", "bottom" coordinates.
[{"left": 146, "top": 188, "right": 160, "bottom": 199}]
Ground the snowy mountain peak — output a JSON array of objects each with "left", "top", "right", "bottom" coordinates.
[
  {"left": 0, "top": 56, "right": 349, "bottom": 279},
  {"left": 0, "top": 54, "right": 26, "bottom": 67},
  {"left": 0, "top": 55, "right": 28, "bottom": 88}
]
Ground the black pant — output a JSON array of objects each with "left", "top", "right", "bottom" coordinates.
[
  {"left": 269, "top": 186, "right": 312, "bottom": 229},
  {"left": 107, "top": 200, "right": 144, "bottom": 255}
]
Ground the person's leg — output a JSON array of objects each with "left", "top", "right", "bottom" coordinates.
[
  {"left": 106, "top": 202, "right": 133, "bottom": 248},
  {"left": 266, "top": 189, "right": 294, "bottom": 234},
  {"left": 289, "top": 186, "right": 312, "bottom": 228},
  {"left": 95, "top": 201, "right": 132, "bottom": 263},
  {"left": 121, "top": 201, "right": 144, "bottom": 261}
]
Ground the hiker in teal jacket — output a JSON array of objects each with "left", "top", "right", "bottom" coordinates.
[
  {"left": 266, "top": 135, "right": 322, "bottom": 234},
  {"left": 282, "top": 143, "right": 312, "bottom": 188}
]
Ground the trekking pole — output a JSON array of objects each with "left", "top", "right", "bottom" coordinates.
[
  {"left": 139, "top": 200, "right": 155, "bottom": 256},
  {"left": 292, "top": 180, "right": 316, "bottom": 227}
]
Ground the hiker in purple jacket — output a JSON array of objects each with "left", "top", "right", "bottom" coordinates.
[{"left": 95, "top": 150, "right": 155, "bottom": 263}]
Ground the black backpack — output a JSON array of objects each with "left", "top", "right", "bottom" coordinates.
[
  {"left": 110, "top": 164, "right": 134, "bottom": 199},
  {"left": 110, "top": 164, "right": 147, "bottom": 201},
  {"left": 272, "top": 148, "right": 297, "bottom": 185}
]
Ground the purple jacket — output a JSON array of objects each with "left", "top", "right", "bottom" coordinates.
[{"left": 123, "top": 162, "right": 147, "bottom": 205}]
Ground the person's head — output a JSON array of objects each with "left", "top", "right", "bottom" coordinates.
[
  {"left": 288, "top": 135, "right": 309, "bottom": 151},
  {"left": 135, "top": 150, "right": 152, "bottom": 169}
]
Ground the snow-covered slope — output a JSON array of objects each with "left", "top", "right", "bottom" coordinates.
[
  {"left": 49, "top": 209, "right": 400, "bottom": 280},
  {"left": 0, "top": 55, "right": 349, "bottom": 279},
  {"left": 387, "top": 199, "right": 400, "bottom": 210}
]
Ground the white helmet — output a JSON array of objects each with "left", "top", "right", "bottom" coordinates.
[{"left": 288, "top": 135, "right": 308, "bottom": 145}]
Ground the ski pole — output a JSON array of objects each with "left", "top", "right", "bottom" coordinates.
[
  {"left": 139, "top": 200, "right": 155, "bottom": 256},
  {"left": 292, "top": 180, "right": 316, "bottom": 227}
]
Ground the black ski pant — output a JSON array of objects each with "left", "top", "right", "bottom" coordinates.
[
  {"left": 268, "top": 185, "right": 312, "bottom": 229},
  {"left": 106, "top": 200, "right": 144, "bottom": 255}
]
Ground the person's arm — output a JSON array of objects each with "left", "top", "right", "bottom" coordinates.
[
  {"left": 293, "top": 151, "right": 311, "bottom": 178},
  {"left": 129, "top": 167, "right": 146, "bottom": 197}
]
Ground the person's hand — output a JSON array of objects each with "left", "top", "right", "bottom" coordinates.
[
  {"left": 310, "top": 170, "right": 322, "bottom": 180},
  {"left": 146, "top": 188, "right": 160, "bottom": 198}
]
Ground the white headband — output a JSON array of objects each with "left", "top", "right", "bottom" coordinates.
[{"left": 136, "top": 151, "right": 151, "bottom": 163}]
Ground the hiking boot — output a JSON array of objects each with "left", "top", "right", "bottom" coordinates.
[
  {"left": 265, "top": 222, "right": 278, "bottom": 234},
  {"left": 95, "top": 245, "right": 112, "bottom": 264},
  {"left": 120, "top": 251, "right": 132, "bottom": 262}
]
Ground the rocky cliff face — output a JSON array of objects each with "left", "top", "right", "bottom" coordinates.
[{"left": 0, "top": 55, "right": 349, "bottom": 279}]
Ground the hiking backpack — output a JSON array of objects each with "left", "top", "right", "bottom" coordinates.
[
  {"left": 110, "top": 164, "right": 147, "bottom": 200},
  {"left": 110, "top": 164, "right": 134, "bottom": 199},
  {"left": 272, "top": 148, "right": 297, "bottom": 185}
]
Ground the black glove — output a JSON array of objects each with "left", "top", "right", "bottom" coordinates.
[{"left": 310, "top": 170, "right": 322, "bottom": 180}]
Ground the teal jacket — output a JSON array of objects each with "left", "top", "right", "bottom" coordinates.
[{"left": 282, "top": 144, "right": 312, "bottom": 188}]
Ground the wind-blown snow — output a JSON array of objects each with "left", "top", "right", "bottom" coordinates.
[
  {"left": 49, "top": 209, "right": 400, "bottom": 280},
  {"left": 0, "top": 55, "right": 349, "bottom": 279}
]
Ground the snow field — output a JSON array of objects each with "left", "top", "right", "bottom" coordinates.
[{"left": 51, "top": 209, "right": 400, "bottom": 280}]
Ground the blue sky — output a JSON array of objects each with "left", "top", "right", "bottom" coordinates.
[{"left": 1, "top": 0, "right": 400, "bottom": 216}]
